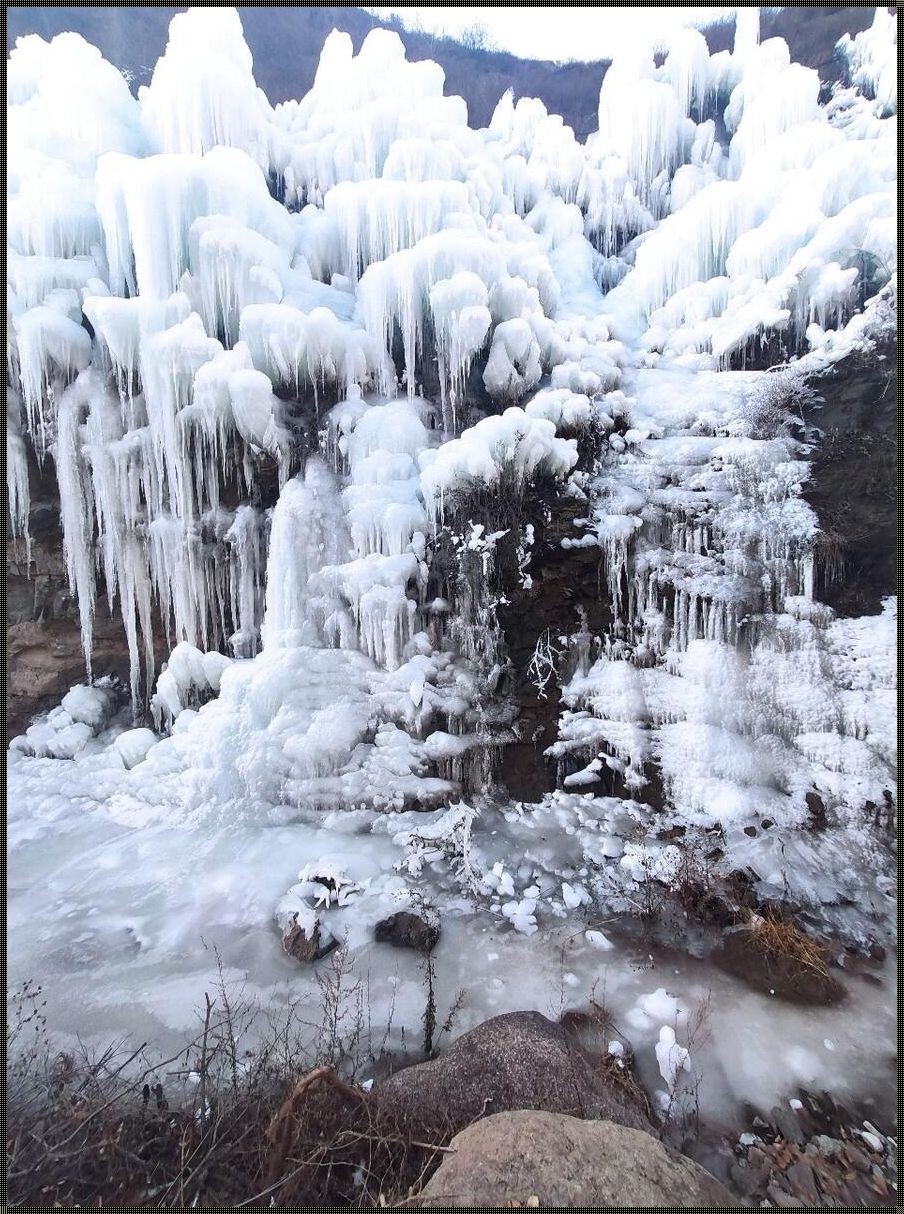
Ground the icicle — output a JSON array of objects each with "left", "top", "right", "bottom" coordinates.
[
  {"left": 7, "top": 389, "right": 31, "bottom": 551},
  {"left": 54, "top": 375, "right": 97, "bottom": 676}
]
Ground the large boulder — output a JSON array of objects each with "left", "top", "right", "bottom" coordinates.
[
  {"left": 415, "top": 1109, "right": 739, "bottom": 1207},
  {"left": 375, "top": 1011, "right": 650, "bottom": 1138}
]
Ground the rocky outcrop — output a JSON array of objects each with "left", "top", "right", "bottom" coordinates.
[
  {"left": 375, "top": 1010, "right": 651, "bottom": 1139},
  {"left": 804, "top": 335, "right": 897, "bottom": 617},
  {"left": 728, "top": 1089, "right": 897, "bottom": 1206},
  {"left": 7, "top": 509, "right": 132, "bottom": 739},
  {"left": 6, "top": 454, "right": 165, "bottom": 740},
  {"left": 414, "top": 1109, "right": 738, "bottom": 1207}
]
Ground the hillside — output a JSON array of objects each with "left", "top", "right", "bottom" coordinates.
[{"left": 6, "top": 5, "right": 883, "bottom": 139}]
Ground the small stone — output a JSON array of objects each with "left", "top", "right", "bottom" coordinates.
[
  {"left": 282, "top": 914, "right": 337, "bottom": 963},
  {"left": 786, "top": 1159, "right": 819, "bottom": 1204},
  {"left": 860, "top": 1130, "right": 884, "bottom": 1153},
  {"left": 770, "top": 1105, "right": 806, "bottom": 1146},
  {"left": 747, "top": 1146, "right": 771, "bottom": 1171},
  {"left": 843, "top": 1142, "right": 871, "bottom": 1172},
  {"left": 813, "top": 1135, "right": 845, "bottom": 1158},
  {"left": 767, "top": 1183, "right": 805, "bottom": 1207}
]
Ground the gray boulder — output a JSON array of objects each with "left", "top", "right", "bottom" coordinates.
[
  {"left": 415, "top": 1109, "right": 740, "bottom": 1207},
  {"left": 375, "top": 1010, "right": 650, "bottom": 1138}
]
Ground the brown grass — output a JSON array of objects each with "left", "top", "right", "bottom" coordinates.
[{"left": 749, "top": 911, "right": 831, "bottom": 978}]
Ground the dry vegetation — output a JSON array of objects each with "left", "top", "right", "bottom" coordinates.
[
  {"left": 6, "top": 951, "right": 459, "bottom": 1208},
  {"left": 747, "top": 910, "right": 832, "bottom": 979}
]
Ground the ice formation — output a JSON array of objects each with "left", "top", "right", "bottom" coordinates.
[{"left": 6, "top": 3, "right": 897, "bottom": 1053}]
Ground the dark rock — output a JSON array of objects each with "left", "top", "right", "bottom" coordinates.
[
  {"left": 761, "top": 819, "right": 774, "bottom": 830},
  {"left": 373, "top": 911, "right": 439, "bottom": 953},
  {"left": 282, "top": 914, "right": 337, "bottom": 963},
  {"left": 868, "top": 938, "right": 887, "bottom": 963},
  {"left": 730, "top": 1160, "right": 768, "bottom": 1197},
  {"left": 786, "top": 1158, "right": 819, "bottom": 1203},
  {"left": 747, "top": 1145, "right": 772, "bottom": 1171},
  {"left": 743, "top": 825, "right": 758, "bottom": 837},
  {"left": 698, "top": 892, "right": 741, "bottom": 927},
  {"left": 767, "top": 1183, "right": 806, "bottom": 1207},
  {"left": 802, "top": 336, "right": 897, "bottom": 617},
  {"left": 417, "top": 1110, "right": 737, "bottom": 1208},
  {"left": 657, "top": 824, "right": 686, "bottom": 841},
  {"left": 769, "top": 1105, "right": 806, "bottom": 1146},
  {"left": 805, "top": 789, "right": 828, "bottom": 830},
  {"left": 374, "top": 1010, "right": 651, "bottom": 1140},
  {"left": 843, "top": 1141, "right": 872, "bottom": 1172}
]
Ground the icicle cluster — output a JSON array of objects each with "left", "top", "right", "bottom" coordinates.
[{"left": 6, "top": 6, "right": 896, "bottom": 822}]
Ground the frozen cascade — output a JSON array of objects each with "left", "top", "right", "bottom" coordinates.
[
  {"left": 260, "top": 456, "right": 351, "bottom": 651},
  {"left": 5, "top": 2, "right": 897, "bottom": 1013}
]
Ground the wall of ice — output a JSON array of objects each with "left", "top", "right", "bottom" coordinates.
[{"left": 6, "top": 6, "right": 897, "bottom": 828}]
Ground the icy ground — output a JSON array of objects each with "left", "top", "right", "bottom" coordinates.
[
  {"left": 6, "top": 739, "right": 898, "bottom": 1129},
  {"left": 6, "top": 5, "right": 897, "bottom": 1129}
]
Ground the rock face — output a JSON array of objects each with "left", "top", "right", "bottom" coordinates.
[
  {"left": 374, "top": 911, "right": 440, "bottom": 953},
  {"left": 416, "top": 1109, "right": 739, "bottom": 1208},
  {"left": 6, "top": 459, "right": 139, "bottom": 740},
  {"left": 7, "top": 529, "right": 137, "bottom": 740},
  {"left": 803, "top": 336, "right": 897, "bottom": 617},
  {"left": 375, "top": 1011, "right": 650, "bottom": 1138}
]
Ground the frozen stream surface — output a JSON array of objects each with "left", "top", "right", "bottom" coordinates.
[{"left": 8, "top": 741, "right": 896, "bottom": 1134}]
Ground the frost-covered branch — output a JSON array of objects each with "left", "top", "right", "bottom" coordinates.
[{"left": 527, "top": 628, "right": 563, "bottom": 699}]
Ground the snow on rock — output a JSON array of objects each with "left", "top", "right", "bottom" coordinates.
[
  {"left": 8, "top": 3, "right": 895, "bottom": 714},
  {"left": 61, "top": 684, "right": 116, "bottom": 730}
]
